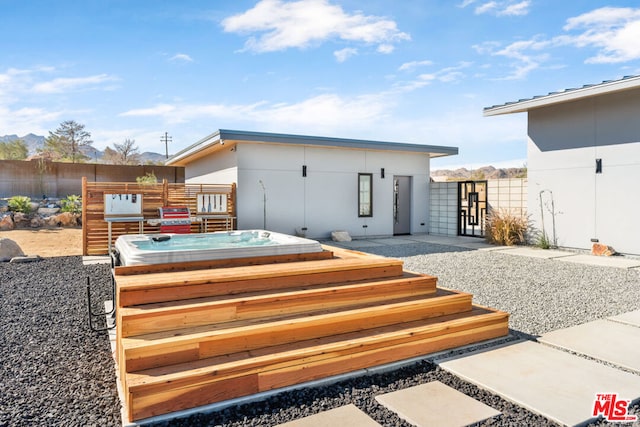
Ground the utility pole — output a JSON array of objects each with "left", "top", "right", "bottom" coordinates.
[{"left": 161, "top": 132, "right": 172, "bottom": 159}]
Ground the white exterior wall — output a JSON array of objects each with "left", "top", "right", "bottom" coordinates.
[
  {"left": 527, "top": 88, "right": 640, "bottom": 254},
  {"left": 234, "top": 143, "right": 430, "bottom": 239},
  {"left": 184, "top": 148, "right": 238, "bottom": 184}
]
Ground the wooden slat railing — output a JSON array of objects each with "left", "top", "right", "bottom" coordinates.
[{"left": 81, "top": 177, "right": 236, "bottom": 255}]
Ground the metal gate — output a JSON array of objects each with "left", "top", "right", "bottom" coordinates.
[{"left": 458, "top": 180, "right": 487, "bottom": 237}]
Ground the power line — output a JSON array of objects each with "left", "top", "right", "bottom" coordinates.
[{"left": 161, "top": 132, "right": 172, "bottom": 159}]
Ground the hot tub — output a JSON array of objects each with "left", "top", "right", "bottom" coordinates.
[{"left": 114, "top": 230, "right": 323, "bottom": 266}]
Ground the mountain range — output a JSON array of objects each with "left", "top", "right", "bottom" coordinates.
[
  {"left": 431, "top": 165, "right": 527, "bottom": 181},
  {"left": 0, "top": 133, "right": 168, "bottom": 164}
]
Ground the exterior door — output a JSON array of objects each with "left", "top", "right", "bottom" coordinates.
[{"left": 393, "top": 176, "right": 411, "bottom": 235}]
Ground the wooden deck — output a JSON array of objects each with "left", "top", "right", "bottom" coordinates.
[{"left": 114, "top": 245, "right": 509, "bottom": 422}]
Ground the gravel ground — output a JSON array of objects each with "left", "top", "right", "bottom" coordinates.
[{"left": 1, "top": 244, "right": 639, "bottom": 427}]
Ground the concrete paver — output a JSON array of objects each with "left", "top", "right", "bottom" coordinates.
[
  {"left": 438, "top": 340, "right": 640, "bottom": 426},
  {"left": 539, "top": 319, "right": 640, "bottom": 374},
  {"left": 375, "top": 381, "right": 500, "bottom": 427},
  {"left": 275, "top": 404, "right": 381, "bottom": 427},
  {"left": 556, "top": 254, "right": 640, "bottom": 269},
  {"left": 496, "top": 247, "right": 575, "bottom": 259},
  {"left": 610, "top": 309, "right": 640, "bottom": 327}
]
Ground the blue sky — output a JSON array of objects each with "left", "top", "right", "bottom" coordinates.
[{"left": 2, "top": 1, "right": 640, "bottom": 169}]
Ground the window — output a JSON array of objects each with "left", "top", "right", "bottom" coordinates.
[{"left": 358, "top": 173, "right": 373, "bottom": 217}]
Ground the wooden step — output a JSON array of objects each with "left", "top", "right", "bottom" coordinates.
[
  {"left": 120, "top": 289, "right": 473, "bottom": 373},
  {"left": 115, "top": 256, "right": 405, "bottom": 307},
  {"left": 124, "top": 306, "right": 509, "bottom": 421},
  {"left": 118, "top": 272, "right": 438, "bottom": 337}
]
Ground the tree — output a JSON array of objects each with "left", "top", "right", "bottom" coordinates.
[
  {"left": 42, "top": 120, "right": 93, "bottom": 163},
  {"left": 102, "top": 138, "right": 141, "bottom": 165},
  {"left": 0, "top": 139, "right": 29, "bottom": 160}
]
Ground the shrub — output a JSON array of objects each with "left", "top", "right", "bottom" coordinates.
[
  {"left": 136, "top": 172, "right": 158, "bottom": 185},
  {"left": 60, "top": 195, "right": 82, "bottom": 214},
  {"left": 535, "top": 231, "right": 551, "bottom": 249},
  {"left": 8, "top": 195, "right": 31, "bottom": 213},
  {"left": 485, "top": 209, "right": 529, "bottom": 246}
]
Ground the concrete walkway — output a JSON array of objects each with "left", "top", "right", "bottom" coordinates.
[{"left": 326, "top": 233, "right": 640, "bottom": 269}]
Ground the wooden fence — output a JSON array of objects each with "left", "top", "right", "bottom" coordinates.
[{"left": 82, "top": 177, "right": 236, "bottom": 255}]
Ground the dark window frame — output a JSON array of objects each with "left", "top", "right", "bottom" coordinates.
[{"left": 358, "top": 173, "right": 373, "bottom": 217}]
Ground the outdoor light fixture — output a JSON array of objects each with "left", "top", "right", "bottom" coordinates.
[
  {"left": 302, "top": 165, "right": 307, "bottom": 177},
  {"left": 381, "top": 168, "right": 385, "bottom": 178},
  {"left": 595, "top": 158, "right": 602, "bottom": 174}
]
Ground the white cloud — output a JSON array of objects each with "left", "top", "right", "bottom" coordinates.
[
  {"left": 458, "top": 0, "right": 476, "bottom": 8},
  {"left": 169, "top": 53, "right": 194, "bottom": 62},
  {"left": 119, "top": 92, "right": 389, "bottom": 135},
  {"left": 475, "top": 6, "right": 640, "bottom": 79},
  {"left": 560, "top": 7, "right": 640, "bottom": 63},
  {"left": 471, "top": 0, "right": 530, "bottom": 17},
  {"left": 474, "top": 37, "right": 552, "bottom": 80},
  {"left": 398, "top": 60, "right": 433, "bottom": 72},
  {"left": 221, "top": 0, "right": 409, "bottom": 55},
  {"left": 394, "top": 61, "right": 472, "bottom": 90},
  {"left": 334, "top": 47, "right": 358, "bottom": 62},
  {"left": 32, "top": 74, "right": 118, "bottom": 94}
]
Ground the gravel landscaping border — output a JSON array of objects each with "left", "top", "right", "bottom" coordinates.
[{"left": 1, "top": 242, "right": 638, "bottom": 426}]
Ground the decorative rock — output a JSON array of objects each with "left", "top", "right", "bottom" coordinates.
[
  {"left": 592, "top": 243, "right": 616, "bottom": 257},
  {"left": 48, "top": 212, "right": 78, "bottom": 227},
  {"left": 29, "top": 202, "right": 40, "bottom": 212},
  {"left": 30, "top": 216, "right": 45, "bottom": 228},
  {"left": 13, "top": 212, "right": 29, "bottom": 226},
  {"left": 37, "top": 207, "right": 60, "bottom": 215},
  {"left": 0, "top": 215, "right": 14, "bottom": 230},
  {"left": 0, "top": 238, "right": 25, "bottom": 262},
  {"left": 331, "top": 230, "right": 352, "bottom": 242}
]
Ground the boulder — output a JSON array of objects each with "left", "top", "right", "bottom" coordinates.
[
  {"left": 331, "top": 230, "right": 352, "bottom": 242},
  {"left": 0, "top": 238, "right": 25, "bottom": 262},
  {"left": 37, "top": 207, "right": 60, "bottom": 215},
  {"left": 13, "top": 212, "right": 30, "bottom": 226},
  {"left": 29, "top": 202, "right": 40, "bottom": 212},
  {"left": 0, "top": 215, "right": 14, "bottom": 231},
  {"left": 592, "top": 243, "right": 616, "bottom": 257},
  {"left": 47, "top": 212, "right": 78, "bottom": 227},
  {"left": 30, "top": 216, "right": 45, "bottom": 228}
]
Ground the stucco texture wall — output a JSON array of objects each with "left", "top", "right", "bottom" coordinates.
[
  {"left": 528, "top": 88, "right": 640, "bottom": 254},
  {"left": 232, "top": 143, "right": 430, "bottom": 239}
]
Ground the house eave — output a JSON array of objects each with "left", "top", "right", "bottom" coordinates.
[
  {"left": 483, "top": 75, "right": 640, "bottom": 117},
  {"left": 167, "top": 129, "right": 458, "bottom": 165}
]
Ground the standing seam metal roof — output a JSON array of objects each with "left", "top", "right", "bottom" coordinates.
[{"left": 483, "top": 75, "right": 640, "bottom": 116}]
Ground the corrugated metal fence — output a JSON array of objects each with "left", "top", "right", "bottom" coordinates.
[{"left": 0, "top": 159, "right": 184, "bottom": 198}]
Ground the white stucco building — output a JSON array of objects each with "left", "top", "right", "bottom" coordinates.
[
  {"left": 484, "top": 75, "right": 640, "bottom": 255},
  {"left": 167, "top": 129, "right": 457, "bottom": 239}
]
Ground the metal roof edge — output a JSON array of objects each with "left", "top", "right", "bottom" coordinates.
[
  {"left": 483, "top": 75, "right": 640, "bottom": 117},
  {"left": 169, "top": 129, "right": 458, "bottom": 164},
  {"left": 165, "top": 130, "right": 222, "bottom": 165}
]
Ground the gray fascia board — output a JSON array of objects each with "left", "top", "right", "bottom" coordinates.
[
  {"left": 484, "top": 75, "right": 640, "bottom": 117},
  {"left": 166, "top": 130, "right": 222, "bottom": 164},
  {"left": 168, "top": 129, "right": 458, "bottom": 164},
  {"left": 217, "top": 129, "right": 458, "bottom": 156}
]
